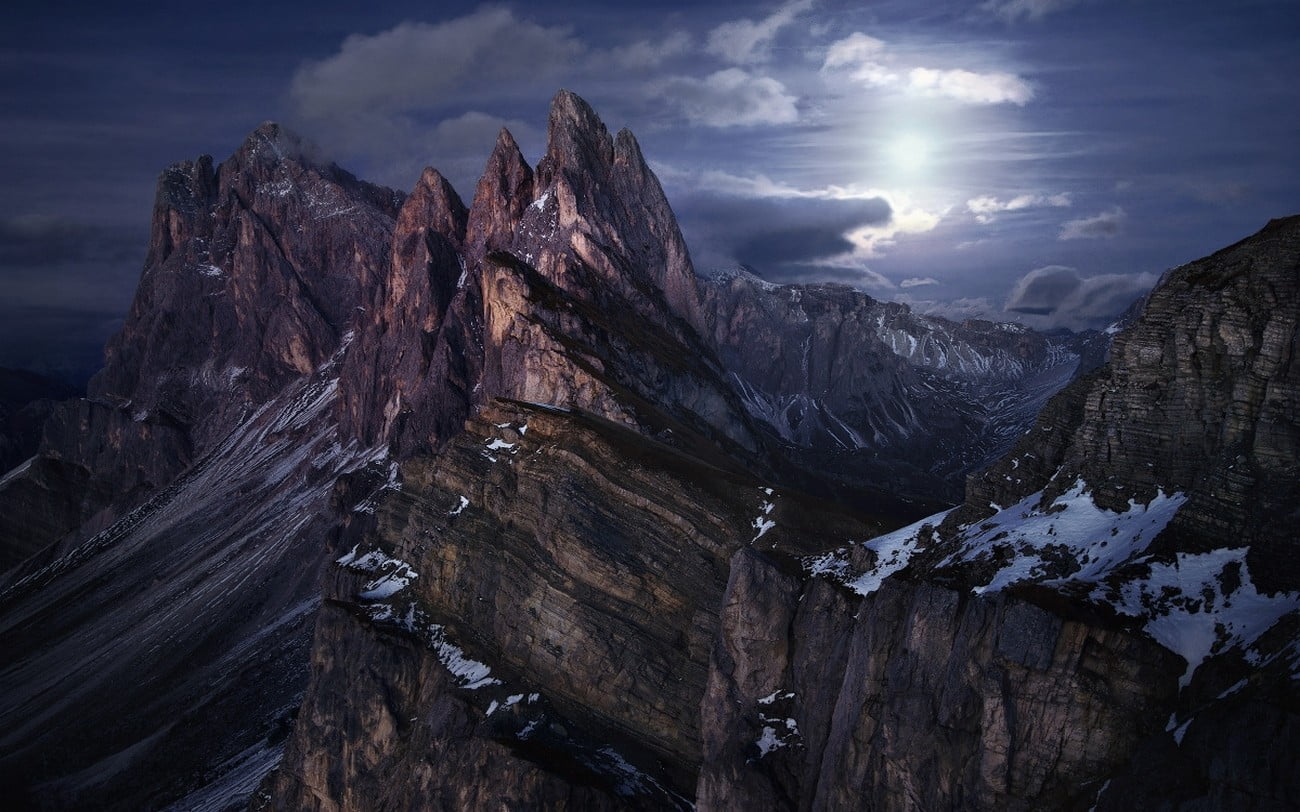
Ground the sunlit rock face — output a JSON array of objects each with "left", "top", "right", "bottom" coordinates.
[{"left": 0, "top": 90, "right": 1295, "bottom": 811}]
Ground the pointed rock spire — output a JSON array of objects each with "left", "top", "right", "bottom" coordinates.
[
  {"left": 399, "top": 167, "right": 468, "bottom": 251},
  {"left": 467, "top": 128, "right": 534, "bottom": 256},
  {"left": 538, "top": 89, "right": 614, "bottom": 185}
]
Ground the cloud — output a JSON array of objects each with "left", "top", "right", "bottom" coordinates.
[
  {"left": 906, "top": 67, "right": 1033, "bottom": 106},
  {"left": 1059, "top": 206, "right": 1126, "bottom": 240},
  {"left": 1004, "top": 264, "right": 1156, "bottom": 329},
  {"left": 599, "top": 31, "right": 692, "bottom": 70},
  {"left": 647, "top": 69, "right": 798, "bottom": 127},
  {"left": 1004, "top": 264, "right": 1081, "bottom": 315},
  {"left": 707, "top": 0, "right": 814, "bottom": 64},
  {"left": 900, "top": 276, "right": 940, "bottom": 288},
  {"left": 655, "top": 165, "right": 943, "bottom": 285},
  {"left": 822, "top": 32, "right": 1032, "bottom": 106},
  {"left": 842, "top": 199, "right": 944, "bottom": 257},
  {"left": 982, "top": 0, "right": 1083, "bottom": 22},
  {"left": 289, "top": 9, "right": 582, "bottom": 118},
  {"left": 967, "top": 192, "right": 1071, "bottom": 223}
]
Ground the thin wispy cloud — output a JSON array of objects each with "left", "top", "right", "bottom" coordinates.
[
  {"left": 900, "top": 276, "right": 940, "bottom": 288},
  {"left": 1059, "top": 206, "right": 1126, "bottom": 240},
  {"left": 982, "top": 0, "right": 1084, "bottom": 23},
  {"left": 647, "top": 69, "right": 799, "bottom": 127},
  {"left": 967, "top": 192, "right": 1071, "bottom": 223},
  {"left": 706, "top": 0, "right": 815, "bottom": 64}
]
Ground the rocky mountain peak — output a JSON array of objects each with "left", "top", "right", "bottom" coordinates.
[
  {"left": 539, "top": 88, "right": 615, "bottom": 181},
  {"left": 230, "top": 120, "right": 314, "bottom": 169},
  {"left": 466, "top": 128, "right": 534, "bottom": 256},
  {"left": 400, "top": 167, "right": 468, "bottom": 251}
]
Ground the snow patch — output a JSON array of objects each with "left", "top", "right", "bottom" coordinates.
[
  {"left": 1103, "top": 547, "right": 1300, "bottom": 687},
  {"left": 365, "top": 603, "right": 500, "bottom": 690},
  {"left": 931, "top": 479, "right": 1187, "bottom": 595},
  {"left": 754, "top": 714, "right": 801, "bottom": 758},
  {"left": 804, "top": 510, "right": 954, "bottom": 596},
  {"left": 450, "top": 495, "right": 470, "bottom": 516},
  {"left": 337, "top": 547, "right": 419, "bottom": 600}
]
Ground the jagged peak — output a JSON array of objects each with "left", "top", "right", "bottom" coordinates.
[
  {"left": 401, "top": 167, "right": 468, "bottom": 247},
  {"left": 542, "top": 89, "right": 614, "bottom": 178},
  {"left": 613, "top": 127, "right": 647, "bottom": 174},
  {"left": 467, "top": 127, "right": 535, "bottom": 254},
  {"left": 232, "top": 121, "right": 319, "bottom": 167},
  {"left": 155, "top": 154, "right": 217, "bottom": 214}
]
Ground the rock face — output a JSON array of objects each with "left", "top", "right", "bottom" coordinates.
[
  {"left": 0, "top": 126, "right": 402, "bottom": 807},
  {"left": 0, "top": 90, "right": 1295, "bottom": 811},
  {"left": 697, "top": 549, "right": 1180, "bottom": 811}
]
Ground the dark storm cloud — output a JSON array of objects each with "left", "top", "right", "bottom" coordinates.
[
  {"left": 673, "top": 194, "right": 892, "bottom": 281},
  {"left": 1004, "top": 264, "right": 1079, "bottom": 315},
  {"left": 1005, "top": 264, "right": 1156, "bottom": 329}
]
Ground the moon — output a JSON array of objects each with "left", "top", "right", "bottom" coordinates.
[{"left": 888, "top": 134, "right": 930, "bottom": 171}]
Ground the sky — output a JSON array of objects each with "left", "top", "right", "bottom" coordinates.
[{"left": 2, "top": 0, "right": 1297, "bottom": 384}]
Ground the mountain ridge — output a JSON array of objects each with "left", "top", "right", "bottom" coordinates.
[{"left": 0, "top": 91, "right": 1294, "bottom": 810}]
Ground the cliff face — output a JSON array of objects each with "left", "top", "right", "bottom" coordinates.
[
  {"left": 1, "top": 90, "right": 1295, "bottom": 811},
  {"left": 263, "top": 402, "right": 883, "bottom": 810}
]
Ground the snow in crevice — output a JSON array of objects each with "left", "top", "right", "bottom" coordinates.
[
  {"left": 751, "top": 488, "right": 776, "bottom": 543},
  {"left": 363, "top": 602, "right": 500, "bottom": 690},
  {"left": 482, "top": 421, "right": 527, "bottom": 462},
  {"left": 754, "top": 714, "right": 801, "bottom": 758},
  {"left": 0, "top": 455, "right": 35, "bottom": 490},
  {"left": 449, "top": 495, "right": 470, "bottom": 516},
  {"left": 337, "top": 547, "right": 419, "bottom": 600}
]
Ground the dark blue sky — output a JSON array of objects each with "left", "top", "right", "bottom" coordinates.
[{"left": 2, "top": 0, "right": 1297, "bottom": 382}]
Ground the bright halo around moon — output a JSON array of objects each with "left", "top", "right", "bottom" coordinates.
[{"left": 888, "top": 134, "right": 930, "bottom": 172}]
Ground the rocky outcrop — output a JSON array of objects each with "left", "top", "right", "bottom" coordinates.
[
  {"left": 0, "top": 125, "right": 401, "bottom": 569},
  {"left": 263, "top": 399, "right": 887, "bottom": 810},
  {"left": 474, "top": 92, "right": 764, "bottom": 460},
  {"left": 800, "top": 216, "right": 1300, "bottom": 809}
]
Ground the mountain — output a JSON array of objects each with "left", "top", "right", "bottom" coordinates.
[
  {"left": 0, "top": 91, "right": 1294, "bottom": 810},
  {"left": 0, "top": 368, "right": 79, "bottom": 475},
  {"left": 700, "top": 270, "right": 1108, "bottom": 502}
]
